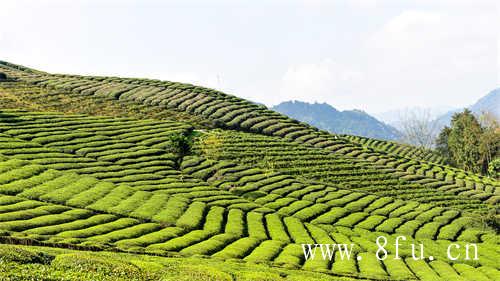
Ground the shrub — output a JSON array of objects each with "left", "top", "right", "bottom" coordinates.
[
  {"left": 109, "top": 191, "right": 152, "bottom": 216},
  {"left": 212, "top": 237, "right": 262, "bottom": 259},
  {"left": 453, "top": 264, "right": 491, "bottom": 281},
  {"left": 115, "top": 226, "right": 184, "bottom": 248},
  {"left": 180, "top": 233, "right": 236, "bottom": 256},
  {"left": 1, "top": 170, "right": 61, "bottom": 195},
  {"left": 85, "top": 223, "right": 159, "bottom": 244},
  {"left": 40, "top": 176, "right": 99, "bottom": 203},
  {"left": 357, "top": 252, "right": 388, "bottom": 279},
  {"left": 283, "top": 217, "right": 314, "bottom": 244},
  {"left": 57, "top": 218, "right": 138, "bottom": 238},
  {"left": 66, "top": 181, "right": 115, "bottom": 208},
  {"left": 247, "top": 212, "right": 268, "bottom": 239},
  {"left": 175, "top": 202, "right": 207, "bottom": 230},
  {"left": 244, "top": 240, "right": 286, "bottom": 263},
  {"left": 429, "top": 260, "right": 463, "bottom": 280},
  {"left": 331, "top": 251, "right": 357, "bottom": 276},
  {"left": 0, "top": 244, "right": 52, "bottom": 264},
  {"left": 203, "top": 206, "right": 225, "bottom": 234},
  {"left": 277, "top": 200, "right": 312, "bottom": 217},
  {"left": 311, "top": 207, "right": 347, "bottom": 225},
  {"left": 0, "top": 164, "right": 46, "bottom": 186},
  {"left": 146, "top": 230, "right": 212, "bottom": 252},
  {"left": 273, "top": 244, "right": 303, "bottom": 268},
  {"left": 221, "top": 208, "right": 243, "bottom": 236},
  {"left": 25, "top": 214, "right": 116, "bottom": 236},
  {"left": 51, "top": 253, "right": 144, "bottom": 280},
  {"left": 130, "top": 193, "right": 170, "bottom": 220},
  {"left": 265, "top": 214, "right": 290, "bottom": 242},
  {"left": 88, "top": 185, "right": 135, "bottom": 212},
  {"left": 335, "top": 212, "right": 368, "bottom": 228},
  {"left": 405, "top": 258, "right": 441, "bottom": 281},
  {"left": 383, "top": 256, "right": 415, "bottom": 280}
]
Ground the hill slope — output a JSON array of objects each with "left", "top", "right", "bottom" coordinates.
[
  {"left": 0, "top": 61, "right": 498, "bottom": 281},
  {"left": 272, "top": 101, "right": 401, "bottom": 140}
]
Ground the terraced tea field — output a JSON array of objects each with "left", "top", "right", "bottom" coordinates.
[{"left": 0, "top": 61, "right": 498, "bottom": 280}]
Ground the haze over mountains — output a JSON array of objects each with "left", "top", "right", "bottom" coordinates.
[
  {"left": 373, "top": 106, "right": 454, "bottom": 129},
  {"left": 272, "top": 89, "right": 499, "bottom": 142},
  {"left": 435, "top": 88, "right": 500, "bottom": 127},
  {"left": 272, "top": 101, "right": 401, "bottom": 140}
]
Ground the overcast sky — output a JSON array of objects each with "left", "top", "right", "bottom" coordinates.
[{"left": 1, "top": 0, "right": 498, "bottom": 114}]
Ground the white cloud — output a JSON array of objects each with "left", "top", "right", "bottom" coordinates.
[
  {"left": 369, "top": 9, "right": 496, "bottom": 67},
  {"left": 497, "top": 3, "right": 500, "bottom": 84},
  {"left": 360, "top": 8, "right": 497, "bottom": 112},
  {"left": 371, "top": 11, "right": 442, "bottom": 47},
  {"left": 348, "top": 0, "right": 379, "bottom": 9},
  {"left": 275, "top": 59, "right": 363, "bottom": 108},
  {"left": 274, "top": 8, "right": 497, "bottom": 112},
  {"left": 498, "top": 37, "right": 500, "bottom": 85}
]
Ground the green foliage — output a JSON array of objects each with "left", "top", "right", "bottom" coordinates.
[
  {"left": 448, "top": 110, "right": 483, "bottom": 173},
  {"left": 0, "top": 244, "right": 52, "bottom": 264},
  {"left": 488, "top": 158, "right": 500, "bottom": 178},
  {"left": 169, "top": 132, "right": 194, "bottom": 167},
  {"left": 51, "top": 253, "right": 147, "bottom": 280},
  {"left": 436, "top": 109, "right": 500, "bottom": 175},
  {"left": 175, "top": 202, "right": 207, "bottom": 230}
]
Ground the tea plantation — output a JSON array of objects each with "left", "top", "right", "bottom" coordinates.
[{"left": 0, "top": 61, "right": 498, "bottom": 280}]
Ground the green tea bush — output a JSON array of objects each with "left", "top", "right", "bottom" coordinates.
[
  {"left": 57, "top": 218, "right": 138, "bottom": 238},
  {"left": 283, "top": 217, "right": 314, "bottom": 244},
  {"left": 51, "top": 253, "right": 145, "bottom": 280},
  {"left": 25, "top": 214, "right": 116, "bottom": 236},
  {"left": 175, "top": 202, "right": 207, "bottom": 230},
  {"left": 87, "top": 223, "right": 160, "bottom": 244},
  {"left": 0, "top": 244, "right": 52, "bottom": 264},
  {"left": 265, "top": 214, "right": 290, "bottom": 242},
  {"left": 247, "top": 212, "right": 268, "bottom": 239},
  {"left": 180, "top": 233, "right": 236, "bottom": 256},
  {"left": 146, "top": 230, "right": 213, "bottom": 252},
  {"left": 115, "top": 226, "right": 184, "bottom": 248},
  {"left": 203, "top": 206, "right": 225, "bottom": 234},
  {"left": 244, "top": 240, "right": 286, "bottom": 263},
  {"left": 212, "top": 237, "right": 261, "bottom": 259}
]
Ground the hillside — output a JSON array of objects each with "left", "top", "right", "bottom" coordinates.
[
  {"left": 272, "top": 101, "right": 401, "bottom": 141},
  {"left": 0, "top": 61, "right": 498, "bottom": 281}
]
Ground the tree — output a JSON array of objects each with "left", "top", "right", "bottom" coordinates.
[
  {"left": 398, "top": 109, "right": 440, "bottom": 149},
  {"left": 478, "top": 111, "right": 500, "bottom": 174},
  {"left": 447, "top": 109, "right": 483, "bottom": 173},
  {"left": 489, "top": 158, "right": 500, "bottom": 179},
  {"left": 435, "top": 109, "right": 499, "bottom": 175},
  {"left": 169, "top": 132, "right": 193, "bottom": 168},
  {"left": 435, "top": 126, "right": 452, "bottom": 165}
]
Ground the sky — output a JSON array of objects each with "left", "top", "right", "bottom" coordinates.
[{"left": 1, "top": 0, "right": 498, "bottom": 114}]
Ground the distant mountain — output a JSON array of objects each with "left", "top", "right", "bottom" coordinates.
[
  {"left": 436, "top": 88, "right": 500, "bottom": 127},
  {"left": 272, "top": 101, "right": 401, "bottom": 140}
]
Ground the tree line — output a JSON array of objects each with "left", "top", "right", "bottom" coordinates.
[
  {"left": 400, "top": 109, "right": 499, "bottom": 178},
  {"left": 435, "top": 110, "right": 499, "bottom": 177}
]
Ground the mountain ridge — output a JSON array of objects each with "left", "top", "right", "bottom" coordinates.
[
  {"left": 436, "top": 88, "right": 499, "bottom": 127},
  {"left": 272, "top": 100, "right": 401, "bottom": 141}
]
